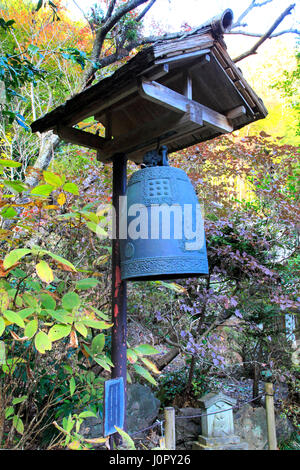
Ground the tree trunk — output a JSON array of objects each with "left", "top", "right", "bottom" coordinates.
[
  {"left": 252, "top": 362, "right": 261, "bottom": 405},
  {"left": 25, "top": 132, "right": 61, "bottom": 187}
]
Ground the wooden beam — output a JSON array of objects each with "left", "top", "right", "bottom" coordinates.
[
  {"left": 97, "top": 109, "right": 203, "bottom": 162},
  {"left": 155, "top": 49, "right": 211, "bottom": 66},
  {"left": 138, "top": 63, "right": 169, "bottom": 80},
  {"left": 93, "top": 66, "right": 170, "bottom": 124},
  {"left": 54, "top": 125, "right": 107, "bottom": 150},
  {"left": 139, "top": 79, "right": 233, "bottom": 133},
  {"left": 183, "top": 72, "right": 193, "bottom": 100},
  {"left": 226, "top": 105, "right": 246, "bottom": 120},
  {"left": 105, "top": 110, "right": 112, "bottom": 140}
]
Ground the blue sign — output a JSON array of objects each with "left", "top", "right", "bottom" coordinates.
[{"left": 103, "top": 377, "right": 125, "bottom": 436}]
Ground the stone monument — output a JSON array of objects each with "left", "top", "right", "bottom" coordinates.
[{"left": 193, "top": 392, "right": 248, "bottom": 450}]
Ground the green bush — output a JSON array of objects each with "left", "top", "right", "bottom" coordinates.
[{"left": 157, "top": 368, "right": 209, "bottom": 406}]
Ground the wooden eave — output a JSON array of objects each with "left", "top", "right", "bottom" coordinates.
[{"left": 31, "top": 27, "right": 268, "bottom": 164}]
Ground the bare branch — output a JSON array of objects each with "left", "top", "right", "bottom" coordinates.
[
  {"left": 72, "top": 0, "right": 94, "bottom": 32},
  {"left": 233, "top": 0, "right": 273, "bottom": 28},
  {"left": 228, "top": 28, "right": 300, "bottom": 38},
  {"left": 135, "top": 0, "right": 157, "bottom": 23},
  {"left": 233, "top": 3, "right": 296, "bottom": 63},
  {"left": 104, "top": 0, "right": 117, "bottom": 22}
]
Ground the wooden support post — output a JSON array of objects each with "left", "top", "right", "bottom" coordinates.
[
  {"left": 265, "top": 382, "right": 277, "bottom": 450},
  {"left": 164, "top": 407, "right": 176, "bottom": 450},
  {"left": 110, "top": 154, "right": 127, "bottom": 446}
]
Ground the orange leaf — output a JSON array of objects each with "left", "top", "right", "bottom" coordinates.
[
  {"left": 68, "top": 330, "right": 78, "bottom": 349},
  {"left": 80, "top": 343, "right": 90, "bottom": 359},
  {"left": 55, "top": 261, "right": 75, "bottom": 272},
  {"left": 0, "top": 259, "right": 19, "bottom": 277}
]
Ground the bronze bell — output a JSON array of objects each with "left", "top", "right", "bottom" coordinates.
[{"left": 120, "top": 146, "right": 208, "bottom": 281}]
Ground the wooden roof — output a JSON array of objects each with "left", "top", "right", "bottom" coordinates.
[{"left": 31, "top": 9, "right": 268, "bottom": 164}]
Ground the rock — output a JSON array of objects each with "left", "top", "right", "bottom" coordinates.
[
  {"left": 234, "top": 404, "right": 294, "bottom": 449},
  {"left": 127, "top": 384, "right": 161, "bottom": 434},
  {"left": 175, "top": 408, "right": 202, "bottom": 449}
]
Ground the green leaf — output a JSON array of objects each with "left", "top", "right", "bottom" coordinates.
[
  {"left": 133, "top": 344, "right": 160, "bottom": 356},
  {"left": 43, "top": 171, "right": 62, "bottom": 188},
  {"left": 13, "top": 415, "right": 24, "bottom": 434},
  {"left": 28, "top": 44, "right": 39, "bottom": 55},
  {"left": 30, "top": 184, "right": 53, "bottom": 197},
  {"left": 41, "top": 250, "right": 76, "bottom": 272},
  {"left": 91, "top": 307, "right": 110, "bottom": 321},
  {"left": 78, "top": 410, "right": 98, "bottom": 419},
  {"left": 3, "top": 248, "right": 31, "bottom": 270},
  {"left": 133, "top": 364, "right": 157, "bottom": 386},
  {"left": 0, "top": 207, "right": 18, "bottom": 219},
  {"left": 63, "top": 182, "right": 79, "bottom": 195},
  {"left": 5, "top": 406, "right": 14, "bottom": 419},
  {"left": 18, "top": 308, "right": 35, "bottom": 320},
  {"left": 140, "top": 357, "right": 161, "bottom": 375},
  {"left": 36, "top": 260, "right": 54, "bottom": 284},
  {"left": 24, "top": 319, "right": 38, "bottom": 339},
  {"left": 93, "top": 356, "right": 111, "bottom": 372},
  {"left": 0, "top": 341, "right": 5, "bottom": 364},
  {"left": 91, "top": 333, "right": 105, "bottom": 354},
  {"left": 0, "top": 317, "right": 5, "bottom": 336},
  {"left": 62, "top": 292, "right": 81, "bottom": 311},
  {"left": 70, "top": 377, "right": 76, "bottom": 396},
  {"left": 75, "top": 278, "right": 100, "bottom": 290},
  {"left": 22, "top": 293, "right": 38, "bottom": 308},
  {"left": 0, "top": 289, "right": 9, "bottom": 313},
  {"left": 4, "top": 180, "right": 27, "bottom": 194},
  {"left": 36, "top": 0, "right": 43, "bottom": 12},
  {"left": 48, "top": 310, "right": 73, "bottom": 324},
  {"left": 34, "top": 331, "right": 52, "bottom": 354},
  {"left": 12, "top": 395, "right": 27, "bottom": 405},
  {"left": 48, "top": 324, "right": 71, "bottom": 341},
  {"left": 127, "top": 349, "right": 138, "bottom": 364},
  {"left": 74, "top": 321, "right": 88, "bottom": 337},
  {"left": 86, "top": 221, "right": 107, "bottom": 237},
  {"left": 0, "top": 159, "right": 21, "bottom": 168},
  {"left": 40, "top": 293, "right": 56, "bottom": 310},
  {"left": 114, "top": 426, "right": 135, "bottom": 450},
  {"left": 82, "top": 319, "right": 113, "bottom": 330},
  {"left": 25, "top": 280, "right": 41, "bottom": 293},
  {"left": 3, "top": 310, "right": 25, "bottom": 328}
]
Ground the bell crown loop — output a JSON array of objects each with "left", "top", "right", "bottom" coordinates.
[{"left": 142, "top": 145, "right": 169, "bottom": 168}]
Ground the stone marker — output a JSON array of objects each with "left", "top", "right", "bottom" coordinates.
[{"left": 193, "top": 392, "right": 248, "bottom": 450}]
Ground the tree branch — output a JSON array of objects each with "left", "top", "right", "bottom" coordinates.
[
  {"left": 228, "top": 28, "right": 300, "bottom": 38},
  {"left": 232, "top": 0, "right": 273, "bottom": 29},
  {"left": 82, "top": 0, "right": 154, "bottom": 88},
  {"left": 104, "top": 0, "right": 117, "bottom": 22},
  {"left": 72, "top": 0, "right": 95, "bottom": 32},
  {"left": 102, "top": 0, "right": 151, "bottom": 36},
  {"left": 135, "top": 0, "right": 157, "bottom": 23},
  {"left": 233, "top": 3, "right": 296, "bottom": 63}
]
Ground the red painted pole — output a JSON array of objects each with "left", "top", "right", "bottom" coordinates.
[{"left": 110, "top": 154, "right": 127, "bottom": 445}]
